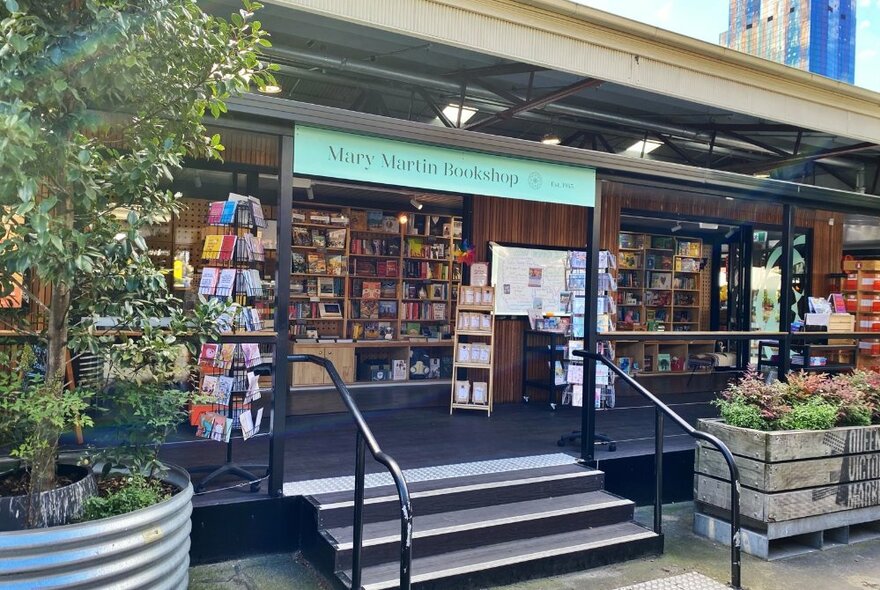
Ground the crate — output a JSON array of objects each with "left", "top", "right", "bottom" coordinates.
[{"left": 827, "top": 313, "right": 855, "bottom": 333}]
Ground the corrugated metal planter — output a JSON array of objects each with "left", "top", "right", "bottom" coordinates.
[
  {"left": 0, "top": 464, "right": 97, "bottom": 531},
  {"left": 0, "top": 463, "right": 192, "bottom": 589}
]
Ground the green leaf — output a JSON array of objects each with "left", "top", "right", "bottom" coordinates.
[{"left": 53, "top": 79, "right": 68, "bottom": 92}]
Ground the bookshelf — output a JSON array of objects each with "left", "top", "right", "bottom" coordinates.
[
  {"left": 291, "top": 204, "right": 462, "bottom": 385},
  {"left": 617, "top": 231, "right": 704, "bottom": 332},
  {"left": 841, "top": 261, "right": 880, "bottom": 370},
  {"left": 450, "top": 285, "right": 495, "bottom": 415}
]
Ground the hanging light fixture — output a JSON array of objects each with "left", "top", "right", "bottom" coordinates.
[
  {"left": 409, "top": 198, "right": 423, "bottom": 210},
  {"left": 671, "top": 222, "right": 683, "bottom": 233},
  {"left": 258, "top": 84, "right": 282, "bottom": 94},
  {"left": 541, "top": 133, "right": 561, "bottom": 145}
]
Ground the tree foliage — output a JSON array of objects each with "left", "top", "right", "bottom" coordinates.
[{"left": 0, "top": 0, "right": 275, "bottom": 501}]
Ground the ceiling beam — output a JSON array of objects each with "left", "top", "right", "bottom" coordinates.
[
  {"left": 725, "top": 142, "right": 877, "bottom": 174},
  {"left": 416, "top": 88, "right": 455, "bottom": 128},
  {"left": 464, "top": 77, "right": 603, "bottom": 131},
  {"left": 654, "top": 133, "right": 697, "bottom": 165}
]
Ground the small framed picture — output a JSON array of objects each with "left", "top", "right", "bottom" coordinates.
[
  {"left": 455, "top": 380, "right": 471, "bottom": 404},
  {"left": 481, "top": 287, "right": 494, "bottom": 306},
  {"left": 472, "top": 381, "right": 488, "bottom": 404},
  {"left": 318, "top": 302, "right": 343, "bottom": 318}
]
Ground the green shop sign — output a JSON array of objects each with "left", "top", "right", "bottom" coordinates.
[{"left": 293, "top": 125, "right": 595, "bottom": 206}]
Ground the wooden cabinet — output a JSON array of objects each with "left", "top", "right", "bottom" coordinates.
[{"left": 292, "top": 345, "right": 356, "bottom": 385}]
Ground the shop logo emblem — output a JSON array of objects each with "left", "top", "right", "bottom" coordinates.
[{"left": 528, "top": 171, "right": 543, "bottom": 190}]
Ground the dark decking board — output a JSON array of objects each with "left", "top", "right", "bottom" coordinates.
[
  {"left": 151, "top": 401, "right": 716, "bottom": 506},
  {"left": 345, "top": 522, "right": 660, "bottom": 590}
]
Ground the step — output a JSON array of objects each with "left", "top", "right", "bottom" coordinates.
[
  {"left": 340, "top": 521, "right": 662, "bottom": 590},
  {"left": 310, "top": 463, "right": 603, "bottom": 528},
  {"left": 327, "top": 490, "right": 635, "bottom": 570}
]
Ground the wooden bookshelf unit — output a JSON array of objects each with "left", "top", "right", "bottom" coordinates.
[
  {"left": 618, "top": 231, "right": 704, "bottom": 332},
  {"left": 291, "top": 204, "right": 461, "bottom": 385}
]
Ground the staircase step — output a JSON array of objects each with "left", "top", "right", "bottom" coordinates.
[
  {"left": 327, "top": 490, "right": 634, "bottom": 570},
  {"left": 341, "top": 521, "right": 662, "bottom": 590},
  {"left": 311, "top": 463, "right": 603, "bottom": 528}
]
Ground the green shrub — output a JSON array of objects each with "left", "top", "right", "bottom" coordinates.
[
  {"left": 715, "top": 396, "right": 769, "bottom": 431},
  {"left": 81, "top": 476, "right": 169, "bottom": 522},
  {"left": 777, "top": 398, "right": 839, "bottom": 431}
]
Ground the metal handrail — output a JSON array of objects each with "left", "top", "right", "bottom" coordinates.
[
  {"left": 289, "top": 355, "right": 413, "bottom": 590},
  {"left": 575, "top": 350, "right": 742, "bottom": 590}
]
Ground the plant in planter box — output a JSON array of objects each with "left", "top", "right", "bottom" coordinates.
[
  {"left": 714, "top": 369, "right": 880, "bottom": 431},
  {"left": 0, "top": 0, "right": 275, "bottom": 531}
]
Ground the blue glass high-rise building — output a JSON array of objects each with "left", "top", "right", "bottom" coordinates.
[{"left": 720, "top": 0, "right": 856, "bottom": 84}]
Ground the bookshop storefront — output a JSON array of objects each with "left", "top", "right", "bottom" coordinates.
[
  {"left": 156, "top": 98, "right": 880, "bottom": 495},
  {"left": 285, "top": 124, "right": 597, "bottom": 418}
]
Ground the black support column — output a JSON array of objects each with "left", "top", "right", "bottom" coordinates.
[
  {"left": 778, "top": 204, "right": 795, "bottom": 379},
  {"left": 269, "top": 133, "right": 294, "bottom": 496},
  {"left": 581, "top": 180, "right": 602, "bottom": 462}
]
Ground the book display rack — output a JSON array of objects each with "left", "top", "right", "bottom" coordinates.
[
  {"left": 193, "top": 194, "right": 272, "bottom": 492},
  {"left": 450, "top": 285, "right": 495, "bottom": 415},
  {"left": 618, "top": 231, "right": 704, "bottom": 332}
]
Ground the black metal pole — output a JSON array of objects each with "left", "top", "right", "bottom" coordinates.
[
  {"left": 268, "top": 134, "right": 294, "bottom": 496},
  {"left": 352, "top": 432, "right": 367, "bottom": 590},
  {"left": 654, "top": 409, "right": 664, "bottom": 535},
  {"left": 581, "top": 180, "right": 602, "bottom": 462},
  {"left": 779, "top": 205, "right": 795, "bottom": 379}
]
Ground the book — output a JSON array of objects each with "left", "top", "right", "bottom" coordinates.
[
  {"left": 392, "top": 359, "right": 408, "bottom": 381},
  {"left": 311, "top": 229, "right": 326, "bottom": 248},
  {"left": 362, "top": 281, "right": 381, "bottom": 299},
  {"left": 219, "top": 200, "right": 237, "bottom": 225},
  {"left": 198, "top": 267, "right": 220, "bottom": 295},
  {"left": 293, "top": 226, "right": 311, "bottom": 246},
  {"left": 216, "top": 269, "right": 237, "bottom": 297},
  {"left": 199, "top": 343, "right": 219, "bottom": 367},
  {"left": 307, "top": 254, "right": 326, "bottom": 274},
  {"left": 292, "top": 252, "right": 307, "bottom": 274},
  {"left": 202, "top": 235, "right": 223, "bottom": 259},
  {"left": 657, "top": 353, "right": 671, "bottom": 372},
  {"left": 367, "top": 210, "right": 384, "bottom": 230},
  {"left": 327, "top": 255, "right": 345, "bottom": 276},
  {"left": 471, "top": 381, "right": 488, "bottom": 404},
  {"left": 327, "top": 229, "right": 346, "bottom": 249},
  {"left": 455, "top": 380, "right": 471, "bottom": 404},
  {"left": 360, "top": 300, "right": 379, "bottom": 319},
  {"left": 207, "top": 201, "right": 225, "bottom": 225},
  {"left": 378, "top": 300, "right": 397, "bottom": 319},
  {"left": 218, "top": 235, "right": 237, "bottom": 261}
]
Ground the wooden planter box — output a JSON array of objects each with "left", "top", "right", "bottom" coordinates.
[{"left": 693, "top": 419, "right": 880, "bottom": 559}]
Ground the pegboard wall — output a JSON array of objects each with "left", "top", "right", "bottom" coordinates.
[{"left": 700, "top": 243, "right": 713, "bottom": 330}]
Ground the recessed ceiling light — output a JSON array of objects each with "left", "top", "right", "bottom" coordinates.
[
  {"left": 624, "top": 139, "right": 662, "bottom": 155},
  {"left": 754, "top": 172, "right": 771, "bottom": 178},
  {"left": 258, "top": 84, "right": 282, "bottom": 94},
  {"left": 541, "top": 133, "right": 561, "bottom": 145},
  {"left": 698, "top": 222, "right": 719, "bottom": 230},
  {"left": 441, "top": 104, "right": 477, "bottom": 125}
]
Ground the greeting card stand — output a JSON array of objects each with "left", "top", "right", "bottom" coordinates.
[{"left": 193, "top": 198, "right": 271, "bottom": 493}]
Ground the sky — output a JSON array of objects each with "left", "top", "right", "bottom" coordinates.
[{"left": 573, "top": 0, "right": 880, "bottom": 92}]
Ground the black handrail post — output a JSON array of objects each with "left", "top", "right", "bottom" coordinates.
[
  {"left": 352, "top": 431, "right": 366, "bottom": 590},
  {"left": 654, "top": 408, "right": 664, "bottom": 535},
  {"left": 576, "top": 350, "right": 742, "bottom": 589},
  {"left": 288, "top": 355, "right": 412, "bottom": 589}
]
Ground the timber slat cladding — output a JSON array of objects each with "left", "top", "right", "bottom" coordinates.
[
  {"left": 472, "top": 196, "right": 587, "bottom": 404},
  {"left": 700, "top": 419, "right": 880, "bottom": 462},
  {"left": 696, "top": 444, "right": 880, "bottom": 491},
  {"left": 695, "top": 475, "right": 880, "bottom": 522}
]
